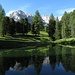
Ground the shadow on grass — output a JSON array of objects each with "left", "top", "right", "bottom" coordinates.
[
  {"left": 13, "top": 34, "right": 40, "bottom": 38},
  {"left": 0, "top": 34, "right": 50, "bottom": 49},
  {"left": 0, "top": 39, "right": 50, "bottom": 49}
]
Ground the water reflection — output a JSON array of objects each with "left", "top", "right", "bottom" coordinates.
[
  {"left": 5, "top": 57, "right": 75, "bottom": 75},
  {"left": 0, "top": 44, "right": 75, "bottom": 75}
]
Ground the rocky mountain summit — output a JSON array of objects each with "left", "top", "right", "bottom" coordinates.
[
  {"left": 7, "top": 10, "right": 50, "bottom": 24},
  {"left": 42, "top": 15, "right": 49, "bottom": 24},
  {"left": 7, "top": 10, "right": 33, "bottom": 23}
]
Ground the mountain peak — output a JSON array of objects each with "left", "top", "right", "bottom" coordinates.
[
  {"left": 8, "top": 10, "right": 27, "bottom": 21},
  {"left": 7, "top": 10, "right": 49, "bottom": 24},
  {"left": 42, "top": 14, "right": 50, "bottom": 24}
]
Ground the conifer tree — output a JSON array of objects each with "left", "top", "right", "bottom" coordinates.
[
  {"left": 70, "top": 10, "right": 75, "bottom": 37},
  {"left": 55, "top": 17, "right": 60, "bottom": 40},
  {"left": 48, "top": 13, "right": 56, "bottom": 40},
  {"left": 32, "top": 10, "right": 43, "bottom": 35},
  {"left": 61, "top": 11, "right": 70, "bottom": 38},
  {"left": 0, "top": 4, "right": 5, "bottom": 36}
]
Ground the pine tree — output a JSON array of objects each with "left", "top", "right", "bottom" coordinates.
[
  {"left": 54, "top": 17, "right": 60, "bottom": 40},
  {"left": 20, "top": 18, "right": 25, "bottom": 35},
  {"left": 70, "top": 10, "right": 75, "bottom": 37},
  {"left": 20, "top": 18, "right": 29, "bottom": 35},
  {"left": 9, "top": 18, "right": 15, "bottom": 36},
  {"left": 0, "top": 4, "right": 5, "bottom": 17},
  {"left": 32, "top": 10, "right": 43, "bottom": 35},
  {"left": 1, "top": 16, "right": 10, "bottom": 36},
  {"left": 0, "top": 4, "right": 5, "bottom": 36},
  {"left": 15, "top": 21, "right": 22, "bottom": 33},
  {"left": 24, "top": 18, "right": 29, "bottom": 35},
  {"left": 48, "top": 13, "right": 56, "bottom": 40},
  {"left": 61, "top": 11, "right": 70, "bottom": 38}
]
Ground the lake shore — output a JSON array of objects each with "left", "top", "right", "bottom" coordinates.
[
  {"left": 54, "top": 38, "right": 75, "bottom": 45},
  {"left": 0, "top": 35, "right": 51, "bottom": 49}
]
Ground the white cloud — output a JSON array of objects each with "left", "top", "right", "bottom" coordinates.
[{"left": 57, "top": 8, "right": 75, "bottom": 14}]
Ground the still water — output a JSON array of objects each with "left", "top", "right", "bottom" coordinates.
[{"left": 0, "top": 44, "right": 75, "bottom": 75}]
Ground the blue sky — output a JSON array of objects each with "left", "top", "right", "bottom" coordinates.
[{"left": 0, "top": 0, "right": 75, "bottom": 18}]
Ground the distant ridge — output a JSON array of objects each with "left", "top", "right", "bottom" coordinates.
[{"left": 7, "top": 10, "right": 50, "bottom": 24}]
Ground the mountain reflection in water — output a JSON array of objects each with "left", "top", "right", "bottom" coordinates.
[
  {"left": 5, "top": 56, "right": 75, "bottom": 75},
  {"left": 0, "top": 44, "right": 75, "bottom": 75}
]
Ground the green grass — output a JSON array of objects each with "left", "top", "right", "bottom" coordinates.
[
  {"left": 54, "top": 38, "right": 75, "bottom": 45},
  {"left": 58, "top": 44, "right": 75, "bottom": 49},
  {"left": 40, "top": 31, "right": 49, "bottom": 37},
  {"left": 0, "top": 31, "right": 50, "bottom": 42},
  {"left": 0, "top": 31, "right": 51, "bottom": 49}
]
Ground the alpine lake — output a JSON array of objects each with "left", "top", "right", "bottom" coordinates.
[{"left": 0, "top": 43, "right": 75, "bottom": 75}]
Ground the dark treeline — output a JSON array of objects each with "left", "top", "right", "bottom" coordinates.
[
  {"left": 1, "top": 4, "right": 75, "bottom": 41},
  {"left": 48, "top": 10, "right": 75, "bottom": 40},
  {"left": 0, "top": 5, "right": 44, "bottom": 36},
  {"left": 1, "top": 16, "right": 31, "bottom": 36}
]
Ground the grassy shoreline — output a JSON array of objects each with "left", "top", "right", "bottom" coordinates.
[
  {"left": 1, "top": 31, "right": 75, "bottom": 49},
  {"left": 1, "top": 36, "right": 75, "bottom": 49},
  {"left": 54, "top": 38, "right": 75, "bottom": 45},
  {"left": 0, "top": 33, "right": 51, "bottom": 49},
  {"left": 0, "top": 40, "right": 50, "bottom": 49},
  {"left": 0, "top": 31, "right": 52, "bottom": 49}
]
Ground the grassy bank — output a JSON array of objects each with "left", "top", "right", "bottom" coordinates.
[
  {"left": 0, "top": 40, "right": 50, "bottom": 49},
  {"left": 0, "top": 31, "right": 51, "bottom": 49},
  {"left": 54, "top": 38, "right": 75, "bottom": 45}
]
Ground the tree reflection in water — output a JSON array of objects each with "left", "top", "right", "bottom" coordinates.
[
  {"left": 0, "top": 44, "right": 75, "bottom": 75},
  {"left": 5, "top": 56, "right": 75, "bottom": 75}
]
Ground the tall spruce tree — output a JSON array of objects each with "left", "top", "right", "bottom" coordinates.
[
  {"left": 20, "top": 18, "right": 25, "bottom": 35},
  {"left": 0, "top": 4, "right": 5, "bottom": 17},
  {"left": 54, "top": 17, "right": 61, "bottom": 40},
  {"left": 1, "top": 17, "right": 6, "bottom": 36},
  {"left": 48, "top": 13, "right": 56, "bottom": 40},
  {"left": 70, "top": 10, "right": 75, "bottom": 37},
  {"left": 61, "top": 11, "right": 70, "bottom": 38},
  {"left": 15, "top": 21, "right": 22, "bottom": 33},
  {"left": 24, "top": 18, "right": 29, "bottom": 35},
  {"left": 9, "top": 18, "right": 15, "bottom": 36},
  {"left": 1, "top": 16, "right": 10, "bottom": 36},
  {"left": 20, "top": 18, "right": 29, "bottom": 35},
  {"left": 0, "top": 4, "right": 5, "bottom": 36},
  {"left": 32, "top": 10, "right": 43, "bottom": 35}
]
